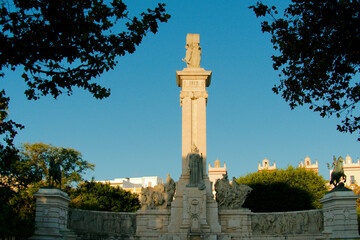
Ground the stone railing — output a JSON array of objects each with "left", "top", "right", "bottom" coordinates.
[
  {"left": 68, "top": 208, "right": 136, "bottom": 239},
  {"left": 251, "top": 209, "right": 323, "bottom": 235}
]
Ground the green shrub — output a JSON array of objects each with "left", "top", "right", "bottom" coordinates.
[
  {"left": 66, "top": 181, "right": 140, "bottom": 212},
  {"left": 237, "top": 166, "right": 327, "bottom": 212}
]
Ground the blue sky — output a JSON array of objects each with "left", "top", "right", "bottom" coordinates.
[{"left": 2, "top": 1, "right": 359, "bottom": 182}]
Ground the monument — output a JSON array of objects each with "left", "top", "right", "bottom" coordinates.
[
  {"left": 163, "top": 33, "right": 221, "bottom": 240},
  {"left": 30, "top": 33, "right": 360, "bottom": 240}
]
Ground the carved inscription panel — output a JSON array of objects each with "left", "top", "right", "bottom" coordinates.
[{"left": 183, "top": 80, "right": 205, "bottom": 90}]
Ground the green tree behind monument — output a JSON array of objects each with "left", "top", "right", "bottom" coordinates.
[
  {"left": 236, "top": 166, "right": 328, "bottom": 212},
  {"left": 66, "top": 181, "right": 140, "bottom": 212}
]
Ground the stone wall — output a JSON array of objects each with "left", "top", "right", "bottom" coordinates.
[{"left": 68, "top": 208, "right": 136, "bottom": 240}]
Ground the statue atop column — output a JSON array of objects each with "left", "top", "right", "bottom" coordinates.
[{"left": 182, "top": 34, "right": 201, "bottom": 68}]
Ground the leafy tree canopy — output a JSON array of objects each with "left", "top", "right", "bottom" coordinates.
[
  {"left": 0, "top": 0, "right": 170, "bottom": 100},
  {"left": 250, "top": 1, "right": 360, "bottom": 140},
  {"left": 236, "top": 166, "right": 328, "bottom": 212},
  {"left": 18, "top": 142, "right": 95, "bottom": 188},
  {"left": 66, "top": 181, "right": 140, "bottom": 212}
]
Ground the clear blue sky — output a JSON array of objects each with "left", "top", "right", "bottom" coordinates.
[{"left": 2, "top": 1, "right": 359, "bottom": 182}]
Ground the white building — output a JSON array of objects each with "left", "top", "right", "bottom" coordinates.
[{"left": 99, "top": 176, "right": 163, "bottom": 194}]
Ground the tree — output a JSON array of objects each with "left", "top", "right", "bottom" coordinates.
[
  {"left": 65, "top": 181, "right": 140, "bottom": 212},
  {"left": 0, "top": 0, "right": 170, "bottom": 100},
  {"left": 0, "top": 142, "right": 94, "bottom": 238},
  {"left": 18, "top": 142, "right": 95, "bottom": 188},
  {"left": 236, "top": 166, "right": 328, "bottom": 212},
  {"left": 0, "top": 185, "right": 37, "bottom": 239},
  {"left": 250, "top": 1, "right": 360, "bottom": 140}
]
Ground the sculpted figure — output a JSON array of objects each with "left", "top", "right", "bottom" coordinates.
[
  {"left": 164, "top": 173, "right": 176, "bottom": 207},
  {"left": 186, "top": 146, "right": 205, "bottom": 190},
  {"left": 328, "top": 156, "right": 346, "bottom": 187},
  {"left": 48, "top": 156, "right": 62, "bottom": 188},
  {"left": 182, "top": 33, "right": 201, "bottom": 68},
  {"left": 214, "top": 174, "right": 231, "bottom": 207},
  {"left": 215, "top": 174, "right": 252, "bottom": 209},
  {"left": 140, "top": 177, "right": 176, "bottom": 210},
  {"left": 232, "top": 177, "right": 252, "bottom": 208},
  {"left": 140, "top": 185, "right": 165, "bottom": 210}
]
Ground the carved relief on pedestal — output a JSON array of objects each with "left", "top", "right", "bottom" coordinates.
[
  {"left": 251, "top": 211, "right": 323, "bottom": 235},
  {"left": 187, "top": 199, "right": 202, "bottom": 232}
]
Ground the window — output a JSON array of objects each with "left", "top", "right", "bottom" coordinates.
[
  {"left": 148, "top": 182, "right": 152, "bottom": 187},
  {"left": 350, "top": 176, "right": 355, "bottom": 185}
]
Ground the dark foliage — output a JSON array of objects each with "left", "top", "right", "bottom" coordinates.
[
  {"left": 250, "top": 1, "right": 360, "bottom": 140},
  {"left": 0, "top": 0, "right": 170, "bottom": 100},
  {"left": 242, "top": 182, "right": 313, "bottom": 212},
  {"left": 0, "top": 186, "right": 36, "bottom": 239},
  {"left": 237, "top": 166, "right": 328, "bottom": 212}
]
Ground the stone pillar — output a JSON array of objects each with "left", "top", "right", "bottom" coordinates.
[
  {"left": 177, "top": 68, "right": 211, "bottom": 179},
  {"left": 31, "top": 188, "right": 74, "bottom": 240},
  {"left": 320, "top": 189, "right": 360, "bottom": 239},
  {"left": 166, "top": 34, "right": 222, "bottom": 240}
]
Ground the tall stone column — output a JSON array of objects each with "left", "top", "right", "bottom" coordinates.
[
  {"left": 166, "top": 34, "right": 221, "bottom": 239},
  {"left": 177, "top": 68, "right": 211, "bottom": 179}
]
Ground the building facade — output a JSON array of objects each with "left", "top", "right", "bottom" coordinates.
[
  {"left": 299, "top": 156, "right": 319, "bottom": 172},
  {"left": 208, "top": 159, "right": 227, "bottom": 192}
]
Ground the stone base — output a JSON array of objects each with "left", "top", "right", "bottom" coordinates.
[
  {"left": 136, "top": 209, "right": 171, "bottom": 240},
  {"left": 218, "top": 209, "right": 252, "bottom": 238},
  {"left": 320, "top": 189, "right": 360, "bottom": 239},
  {"left": 159, "top": 233, "right": 224, "bottom": 240},
  {"left": 30, "top": 188, "right": 75, "bottom": 240}
]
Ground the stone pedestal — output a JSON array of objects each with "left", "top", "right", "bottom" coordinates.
[
  {"left": 218, "top": 209, "right": 252, "bottom": 239},
  {"left": 136, "top": 209, "right": 171, "bottom": 240},
  {"left": 30, "top": 188, "right": 75, "bottom": 240},
  {"left": 167, "top": 186, "right": 221, "bottom": 236},
  {"left": 320, "top": 189, "right": 360, "bottom": 239}
]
